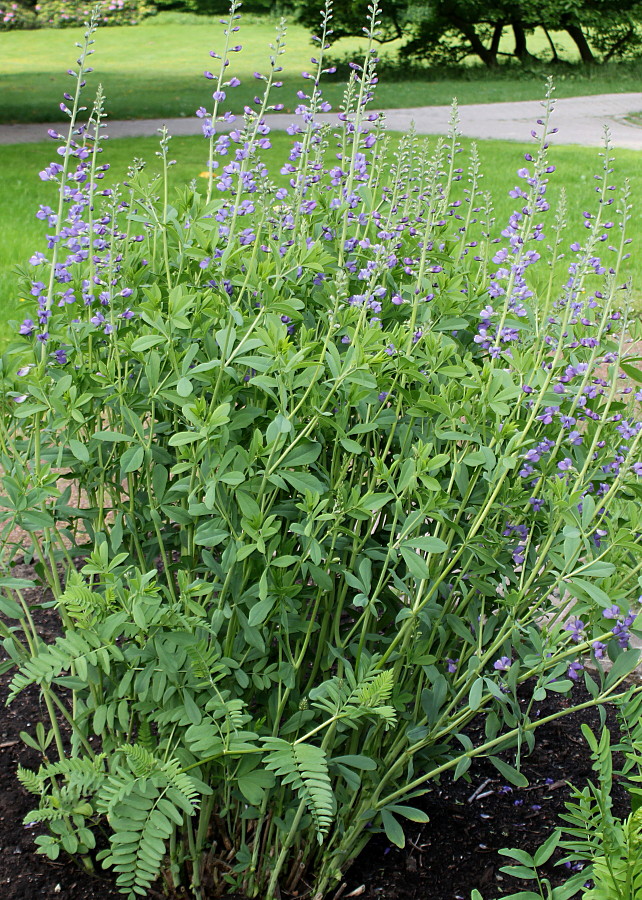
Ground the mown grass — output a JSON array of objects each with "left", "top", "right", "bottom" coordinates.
[
  {"left": 2, "top": 131, "right": 641, "bottom": 349},
  {"left": 2, "top": 16, "right": 642, "bottom": 124}
]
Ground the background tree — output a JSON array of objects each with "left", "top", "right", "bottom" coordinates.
[{"left": 294, "top": 0, "right": 642, "bottom": 68}]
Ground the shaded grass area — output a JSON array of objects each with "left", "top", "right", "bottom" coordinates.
[
  {"left": 1, "top": 132, "right": 641, "bottom": 348},
  {"left": 3, "top": 19, "right": 642, "bottom": 124}
]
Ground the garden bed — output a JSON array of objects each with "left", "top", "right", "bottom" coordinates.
[{"left": 0, "top": 563, "right": 630, "bottom": 900}]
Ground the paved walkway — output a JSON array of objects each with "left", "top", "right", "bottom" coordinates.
[{"left": 2, "top": 92, "right": 642, "bottom": 147}]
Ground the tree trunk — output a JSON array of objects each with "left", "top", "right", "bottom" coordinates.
[
  {"left": 565, "top": 23, "right": 597, "bottom": 64},
  {"left": 452, "top": 16, "right": 503, "bottom": 67},
  {"left": 490, "top": 22, "right": 504, "bottom": 60},
  {"left": 512, "top": 21, "right": 535, "bottom": 61},
  {"left": 543, "top": 26, "right": 559, "bottom": 62}
]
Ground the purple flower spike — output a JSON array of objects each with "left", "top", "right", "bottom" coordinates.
[
  {"left": 493, "top": 656, "right": 511, "bottom": 672},
  {"left": 602, "top": 605, "right": 620, "bottom": 619}
]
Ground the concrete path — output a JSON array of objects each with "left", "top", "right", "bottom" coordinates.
[{"left": 2, "top": 92, "right": 642, "bottom": 147}]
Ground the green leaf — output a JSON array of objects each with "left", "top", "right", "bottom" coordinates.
[
  {"left": 176, "top": 377, "right": 193, "bottom": 398},
  {"left": 620, "top": 361, "right": 642, "bottom": 384},
  {"left": 121, "top": 446, "right": 145, "bottom": 474},
  {"left": 168, "top": 431, "right": 201, "bottom": 447},
  {"left": 281, "top": 471, "right": 326, "bottom": 495},
  {"left": 69, "top": 439, "right": 90, "bottom": 462},
  {"left": 271, "top": 555, "right": 299, "bottom": 568},
  {"left": 236, "top": 491, "right": 261, "bottom": 520},
  {"left": 0, "top": 577, "right": 34, "bottom": 589},
  {"left": 464, "top": 449, "right": 494, "bottom": 467},
  {"left": 533, "top": 828, "right": 561, "bottom": 866},
  {"left": 262, "top": 738, "right": 334, "bottom": 838},
  {"left": 547, "top": 679, "right": 573, "bottom": 694},
  {"left": 215, "top": 325, "right": 237, "bottom": 353},
  {"left": 339, "top": 438, "right": 364, "bottom": 454},
  {"left": 131, "top": 335, "right": 165, "bottom": 352},
  {"left": 499, "top": 848, "right": 535, "bottom": 866},
  {"left": 386, "top": 804, "right": 430, "bottom": 823},
  {"left": 280, "top": 441, "right": 322, "bottom": 467},
  {"left": 193, "top": 522, "right": 228, "bottom": 546},
  {"left": 161, "top": 504, "right": 194, "bottom": 525},
  {"left": 489, "top": 756, "right": 528, "bottom": 787},
  {"left": 151, "top": 465, "right": 168, "bottom": 501},
  {"left": 468, "top": 677, "right": 483, "bottom": 711},
  {"left": 405, "top": 536, "right": 448, "bottom": 554},
  {"left": 361, "top": 493, "right": 394, "bottom": 511},
  {"left": 331, "top": 755, "right": 377, "bottom": 771},
  {"left": 21, "top": 510, "right": 55, "bottom": 529},
  {"left": 248, "top": 596, "right": 276, "bottom": 627},
  {"left": 577, "top": 561, "right": 615, "bottom": 579},
  {"left": 93, "top": 430, "right": 131, "bottom": 443},
  {"left": 605, "top": 648, "right": 641, "bottom": 689},
  {"left": 400, "top": 546, "right": 431, "bottom": 580},
  {"left": 566, "top": 577, "right": 611, "bottom": 607},
  {"left": 380, "top": 809, "right": 405, "bottom": 848},
  {"left": 500, "top": 865, "right": 538, "bottom": 880},
  {"left": 208, "top": 402, "right": 231, "bottom": 428},
  {"left": 237, "top": 770, "right": 275, "bottom": 806},
  {"left": 0, "top": 595, "right": 22, "bottom": 618},
  {"left": 453, "top": 756, "right": 471, "bottom": 780}
]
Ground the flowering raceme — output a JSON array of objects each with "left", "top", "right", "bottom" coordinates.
[{"left": 1, "top": 3, "right": 642, "bottom": 900}]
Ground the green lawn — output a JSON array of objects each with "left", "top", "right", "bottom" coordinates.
[
  {"left": 3, "top": 15, "right": 642, "bottom": 125},
  {"left": 2, "top": 131, "right": 641, "bottom": 348}
]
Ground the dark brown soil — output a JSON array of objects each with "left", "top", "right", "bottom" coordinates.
[{"left": 0, "top": 567, "right": 630, "bottom": 900}]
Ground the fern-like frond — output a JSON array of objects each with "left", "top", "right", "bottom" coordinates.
[
  {"left": 353, "top": 670, "right": 394, "bottom": 708},
  {"left": 57, "top": 570, "right": 107, "bottom": 627},
  {"left": 185, "top": 639, "right": 225, "bottom": 682},
  {"left": 99, "top": 748, "right": 200, "bottom": 899},
  {"left": 8, "top": 631, "right": 122, "bottom": 701},
  {"left": 97, "top": 745, "right": 201, "bottom": 819},
  {"left": 344, "top": 669, "right": 397, "bottom": 729},
  {"left": 101, "top": 782, "right": 172, "bottom": 898},
  {"left": 263, "top": 738, "right": 334, "bottom": 841},
  {"left": 17, "top": 764, "right": 42, "bottom": 795},
  {"left": 121, "top": 742, "right": 158, "bottom": 778},
  {"left": 137, "top": 719, "right": 155, "bottom": 752},
  {"left": 23, "top": 806, "right": 68, "bottom": 825},
  {"left": 17, "top": 756, "right": 106, "bottom": 798}
]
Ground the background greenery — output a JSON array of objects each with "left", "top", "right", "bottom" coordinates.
[
  {"left": 6, "top": 0, "right": 642, "bottom": 68},
  {"left": 3, "top": 14, "right": 642, "bottom": 124}
]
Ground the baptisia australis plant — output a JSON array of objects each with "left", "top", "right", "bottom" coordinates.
[{"left": 0, "top": 2, "right": 642, "bottom": 898}]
